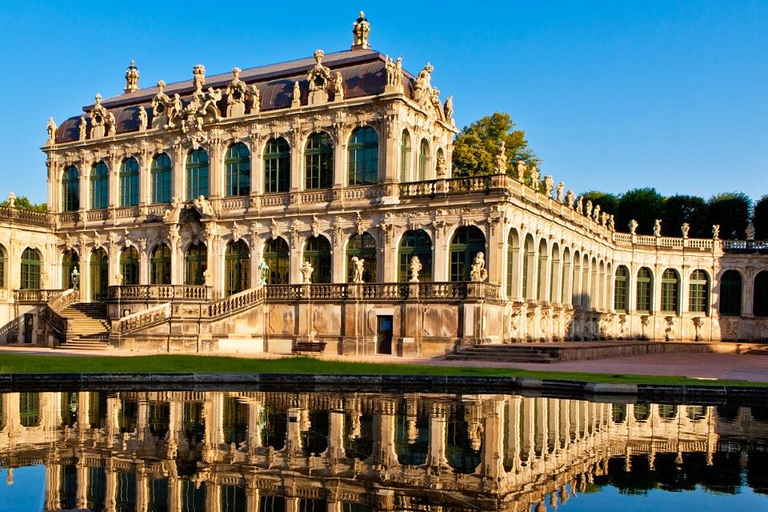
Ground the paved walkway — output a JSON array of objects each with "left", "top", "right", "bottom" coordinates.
[{"left": 1, "top": 344, "right": 766, "bottom": 383}]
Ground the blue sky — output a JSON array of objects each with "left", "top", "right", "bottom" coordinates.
[{"left": 0, "top": 0, "right": 765, "bottom": 205}]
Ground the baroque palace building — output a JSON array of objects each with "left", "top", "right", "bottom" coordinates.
[{"left": 0, "top": 13, "right": 766, "bottom": 353}]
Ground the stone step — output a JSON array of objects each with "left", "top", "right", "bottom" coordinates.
[
  {"left": 58, "top": 338, "right": 110, "bottom": 350},
  {"left": 447, "top": 343, "right": 562, "bottom": 364}
]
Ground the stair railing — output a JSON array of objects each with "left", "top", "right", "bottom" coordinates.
[
  {"left": 40, "top": 288, "right": 79, "bottom": 337},
  {"left": 113, "top": 302, "right": 173, "bottom": 335}
]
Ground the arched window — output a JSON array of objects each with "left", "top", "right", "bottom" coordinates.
[
  {"left": 185, "top": 244, "right": 207, "bottom": 286},
  {"left": 90, "top": 162, "right": 109, "bottom": 209},
  {"left": 120, "top": 247, "right": 139, "bottom": 285},
  {"left": 346, "top": 232, "right": 377, "bottom": 283},
  {"left": 689, "top": 270, "right": 709, "bottom": 314},
  {"left": 264, "top": 238, "right": 289, "bottom": 284},
  {"left": 614, "top": 266, "right": 629, "bottom": 312},
  {"left": 305, "top": 132, "right": 333, "bottom": 190},
  {"left": 754, "top": 271, "right": 768, "bottom": 318},
  {"left": 449, "top": 226, "right": 486, "bottom": 282},
  {"left": 225, "top": 240, "right": 250, "bottom": 296},
  {"left": 720, "top": 270, "right": 742, "bottom": 316},
  {"left": 348, "top": 127, "right": 379, "bottom": 186},
  {"left": 62, "top": 166, "right": 80, "bottom": 212},
  {"left": 636, "top": 267, "right": 653, "bottom": 313},
  {"left": 120, "top": 157, "right": 140, "bottom": 207},
  {"left": 90, "top": 248, "right": 108, "bottom": 301},
  {"left": 398, "top": 230, "right": 432, "bottom": 282},
  {"left": 150, "top": 244, "right": 171, "bottom": 285},
  {"left": 0, "top": 244, "right": 5, "bottom": 288},
  {"left": 418, "top": 139, "right": 430, "bottom": 181},
  {"left": 523, "top": 236, "right": 535, "bottom": 299},
  {"left": 151, "top": 153, "right": 172, "bottom": 203},
  {"left": 20, "top": 247, "right": 41, "bottom": 290},
  {"left": 303, "top": 236, "right": 331, "bottom": 283},
  {"left": 19, "top": 393, "right": 40, "bottom": 427},
  {"left": 186, "top": 148, "right": 209, "bottom": 200},
  {"left": 506, "top": 229, "right": 520, "bottom": 299},
  {"left": 536, "top": 239, "right": 548, "bottom": 301},
  {"left": 550, "top": 244, "right": 561, "bottom": 303},
  {"left": 62, "top": 250, "right": 79, "bottom": 289},
  {"left": 225, "top": 142, "right": 251, "bottom": 196},
  {"left": 661, "top": 269, "right": 680, "bottom": 314},
  {"left": 400, "top": 130, "right": 411, "bottom": 182},
  {"left": 561, "top": 248, "right": 571, "bottom": 305},
  {"left": 571, "top": 251, "right": 581, "bottom": 306},
  {"left": 264, "top": 138, "right": 290, "bottom": 193}
]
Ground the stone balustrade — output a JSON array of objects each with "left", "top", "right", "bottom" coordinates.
[
  {"left": 13, "top": 289, "right": 66, "bottom": 304},
  {"left": 107, "top": 284, "right": 210, "bottom": 302},
  {"left": 0, "top": 206, "right": 52, "bottom": 227}
]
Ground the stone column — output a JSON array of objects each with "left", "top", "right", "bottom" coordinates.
[
  {"left": 250, "top": 136, "right": 264, "bottom": 197},
  {"left": 327, "top": 410, "right": 345, "bottom": 460},
  {"left": 139, "top": 240, "right": 149, "bottom": 285},
  {"left": 76, "top": 459, "right": 89, "bottom": 510},
  {"left": 247, "top": 400, "right": 263, "bottom": 453},
  {"left": 374, "top": 399, "right": 398, "bottom": 467},
  {"left": 506, "top": 396, "right": 522, "bottom": 473},
  {"left": 139, "top": 152, "right": 151, "bottom": 206},
  {"left": 136, "top": 465, "right": 149, "bottom": 512},
  {"left": 108, "top": 156, "right": 119, "bottom": 209},
  {"left": 44, "top": 464, "right": 62, "bottom": 511},
  {"left": 203, "top": 392, "right": 224, "bottom": 462},
  {"left": 168, "top": 475, "right": 181, "bottom": 512},
  {"left": 173, "top": 145, "right": 185, "bottom": 200},
  {"left": 105, "top": 460, "right": 117, "bottom": 512},
  {"left": 426, "top": 403, "right": 447, "bottom": 467},
  {"left": 480, "top": 399, "right": 505, "bottom": 481},
  {"left": 208, "top": 141, "right": 223, "bottom": 200},
  {"left": 487, "top": 223, "right": 505, "bottom": 287},
  {"left": 205, "top": 481, "right": 221, "bottom": 512},
  {"left": 246, "top": 484, "right": 260, "bottom": 512}
]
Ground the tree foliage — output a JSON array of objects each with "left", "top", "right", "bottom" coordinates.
[
  {"left": 451, "top": 112, "right": 538, "bottom": 177},
  {"left": 578, "top": 191, "right": 619, "bottom": 216},
  {"left": 753, "top": 194, "right": 768, "bottom": 240},
  {"left": 0, "top": 195, "right": 47, "bottom": 212},
  {"left": 616, "top": 188, "right": 666, "bottom": 236},
  {"left": 706, "top": 192, "right": 751, "bottom": 240},
  {"left": 662, "top": 195, "right": 707, "bottom": 238}
]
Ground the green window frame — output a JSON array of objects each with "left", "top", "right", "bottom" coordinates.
[
  {"left": 689, "top": 269, "right": 709, "bottom": 314},
  {"left": 0, "top": 245, "right": 5, "bottom": 288},
  {"left": 523, "top": 238, "right": 535, "bottom": 299},
  {"left": 151, "top": 153, "right": 172, "bottom": 204},
  {"left": 636, "top": 267, "right": 653, "bottom": 313},
  {"left": 264, "top": 138, "right": 290, "bottom": 193},
  {"left": 348, "top": 126, "right": 379, "bottom": 186},
  {"left": 62, "top": 250, "right": 79, "bottom": 289},
  {"left": 62, "top": 166, "right": 80, "bottom": 212},
  {"left": 305, "top": 132, "right": 333, "bottom": 190},
  {"left": 661, "top": 269, "right": 679, "bottom": 314},
  {"left": 20, "top": 247, "right": 41, "bottom": 290},
  {"left": 19, "top": 392, "right": 40, "bottom": 427},
  {"left": 449, "top": 226, "right": 486, "bottom": 282},
  {"left": 614, "top": 266, "right": 629, "bottom": 312},
  {"left": 398, "top": 230, "right": 432, "bottom": 282},
  {"left": 536, "top": 241, "right": 548, "bottom": 301},
  {"left": 506, "top": 229, "right": 519, "bottom": 298},
  {"left": 225, "top": 240, "right": 250, "bottom": 296},
  {"left": 90, "top": 161, "right": 109, "bottom": 210},
  {"left": 418, "top": 139, "right": 430, "bottom": 181},
  {"left": 150, "top": 244, "right": 171, "bottom": 285},
  {"left": 346, "top": 232, "right": 377, "bottom": 282},
  {"left": 755, "top": 271, "right": 768, "bottom": 318},
  {"left": 719, "top": 270, "right": 742, "bottom": 316},
  {"left": 185, "top": 244, "right": 207, "bottom": 286},
  {"left": 120, "top": 247, "right": 139, "bottom": 285},
  {"left": 264, "top": 237, "right": 290, "bottom": 284},
  {"left": 90, "top": 248, "right": 108, "bottom": 301},
  {"left": 120, "top": 157, "right": 140, "bottom": 207},
  {"left": 186, "top": 148, "right": 209, "bottom": 200},
  {"left": 400, "top": 130, "right": 411, "bottom": 182},
  {"left": 225, "top": 142, "right": 251, "bottom": 196},
  {"left": 303, "top": 236, "right": 331, "bottom": 283}
]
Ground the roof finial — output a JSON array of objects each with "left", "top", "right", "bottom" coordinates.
[
  {"left": 352, "top": 11, "right": 370, "bottom": 50},
  {"left": 125, "top": 60, "right": 140, "bottom": 93}
]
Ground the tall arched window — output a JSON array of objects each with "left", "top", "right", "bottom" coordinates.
[
  {"left": 225, "top": 142, "right": 251, "bottom": 196},
  {"left": 186, "top": 148, "right": 209, "bottom": 200},
  {"left": 150, "top": 244, "right": 171, "bottom": 285},
  {"left": 400, "top": 130, "right": 411, "bottom": 182},
  {"left": 523, "top": 236, "right": 535, "bottom": 299},
  {"left": 449, "top": 226, "right": 486, "bottom": 282},
  {"left": 754, "top": 271, "right": 768, "bottom": 317},
  {"left": 661, "top": 269, "right": 680, "bottom": 314},
  {"left": 561, "top": 248, "right": 571, "bottom": 305},
  {"left": 225, "top": 240, "right": 250, "bottom": 296},
  {"left": 348, "top": 127, "right": 379, "bottom": 186},
  {"left": 614, "top": 266, "right": 629, "bottom": 312},
  {"left": 550, "top": 244, "right": 561, "bottom": 303},
  {"left": 305, "top": 132, "right": 333, "bottom": 190},
  {"left": 636, "top": 267, "right": 653, "bottom": 313},
  {"left": 0, "top": 244, "right": 5, "bottom": 288},
  {"left": 62, "top": 166, "right": 80, "bottom": 212},
  {"left": 536, "top": 239, "right": 548, "bottom": 301},
  {"left": 120, "top": 247, "right": 139, "bottom": 285},
  {"left": 91, "top": 162, "right": 109, "bottom": 209},
  {"left": 62, "top": 250, "right": 79, "bottom": 289},
  {"left": 689, "top": 269, "right": 709, "bottom": 314},
  {"left": 418, "top": 139, "right": 430, "bottom": 181},
  {"left": 720, "top": 270, "right": 742, "bottom": 316},
  {"left": 20, "top": 248, "right": 41, "bottom": 290},
  {"left": 185, "top": 244, "right": 207, "bottom": 286},
  {"left": 506, "top": 229, "right": 520, "bottom": 299},
  {"left": 151, "top": 153, "right": 172, "bottom": 203},
  {"left": 264, "top": 238, "right": 290, "bottom": 284},
  {"left": 346, "top": 232, "right": 377, "bottom": 282},
  {"left": 120, "top": 157, "right": 140, "bottom": 207},
  {"left": 398, "top": 230, "right": 432, "bottom": 282},
  {"left": 303, "top": 236, "right": 331, "bottom": 283},
  {"left": 90, "top": 248, "right": 108, "bottom": 301},
  {"left": 264, "top": 137, "right": 290, "bottom": 193}
]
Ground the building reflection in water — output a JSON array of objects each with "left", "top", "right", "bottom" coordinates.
[{"left": 0, "top": 391, "right": 766, "bottom": 511}]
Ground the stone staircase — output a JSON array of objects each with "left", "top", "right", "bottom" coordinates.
[
  {"left": 57, "top": 303, "right": 111, "bottom": 351},
  {"left": 445, "top": 344, "right": 562, "bottom": 364}
]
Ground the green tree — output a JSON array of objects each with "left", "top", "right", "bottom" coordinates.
[
  {"left": 662, "top": 195, "right": 707, "bottom": 238},
  {"left": 0, "top": 195, "right": 47, "bottom": 212},
  {"left": 706, "top": 192, "right": 751, "bottom": 240},
  {"left": 616, "top": 188, "right": 666, "bottom": 235},
  {"left": 451, "top": 112, "right": 538, "bottom": 177},
  {"left": 578, "top": 191, "right": 619, "bottom": 216},
  {"left": 753, "top": 194, "right": 768, "bottom": 240}
]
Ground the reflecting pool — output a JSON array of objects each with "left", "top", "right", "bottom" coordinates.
[{"left": 0, "top": 390, "right": 766, "bottom": 511}]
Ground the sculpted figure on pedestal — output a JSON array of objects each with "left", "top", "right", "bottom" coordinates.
[
  {"left": 46, "top": 118, "right": 56, "bottom": 144},
  {"left": 494, "top": 141, "right": 507, "bottom": 174},
  {"left": 300, "top": 260, "right": 314, "bottom": 284},
  {"left": 681, "top": 223, "right": 690, "bottom": 238},
  {"left": 226, "top": 67, "right": 248, "bottom": 117},
  {"left": 653, "top": 219, "right": 662, "bottom": 237},
  {"left": 351, "top": 256, "right": 365, "bottom": 284},
  {"left": 628, "top": 219, "right": 638, "bottom": 235},
  {"left": 409, "top": 256, "right": 422, "bottom": 283},
  {"left": 470, "top": 252, "right": 488, "bottom": 282},
  {"left": 151, "top": 80, "right": 171, "bottom": 128}
]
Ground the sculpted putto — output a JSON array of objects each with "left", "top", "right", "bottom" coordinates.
[
  {"left": 351, "top": 256, "right": 365, "bottom": 284},
  {"left": 409, "top": 256, "right": 422, "bottom": 283},
  {"left": 470, "top": 252, "right": 488, "bottom": 282}
]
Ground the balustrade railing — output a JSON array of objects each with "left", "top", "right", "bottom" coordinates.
[
  {"left": 13, "top": 289, "right": 66, "bottom": 304},
  {"left": 0, "top": 206, "right": 52, "bottom": 227},
  {"left": 262, "top": 282, "right": 501, "bottom": 302},
  {"left": 114, "top": 302, "right": 172, "bottom": 334},
  {"left": 221, "top": 196, "right": 248, "bottom": 211},
  {"left": 207, "top": 287, "right": 266, "bottom": 318},
  {"left": 261, "top": 193, "right": 290, "bottom": 208},
  {"left": 107, "top": 285, "right": 210, "bottom": 301},
  {"left": 87, "top": 209, "right": 108, "bottom": 222}
]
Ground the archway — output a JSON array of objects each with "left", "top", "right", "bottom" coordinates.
[
  {"left": 264, "top": 237, "right": 290, "bottom": 284},
  {"left": 346, "top": 232, "right": 377, "bottom": 282},
  {"left": 303, "top": 236, "right": 331, "bottom": 283},
  {"left": 449, "top": 226, "right": 486, "bottom": 282},
  {"left": 185, "top": 244, "right": 207, "bottom": 286},
  {"left": 398, "top": 230, "right": 432, "bottom": 282},
  {"left": 90, "top": 248, "right": 108, "bottom": 301},
  {"left": 225, "top": 240, "right": 250, "bottom": 296},
  {"left": 62, "top": 250, "right": 80, "bottom": 289}
]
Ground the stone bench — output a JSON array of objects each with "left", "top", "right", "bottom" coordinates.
[{"left": 292, "top": 341, "right": 327, "bottom": 354}]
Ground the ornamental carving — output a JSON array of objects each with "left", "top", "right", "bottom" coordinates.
[
  {"left": 270, "top": 218, "right": 280, "bottom": 240},
  {"left": 151, "top": 81, "right": 171, "bottom": 129},
  {"left": 231, "top": 221, "right": 243, "bottom": 242},
  {"left": 384, "top": 56, "right": 403, "bottom": 93},
  {"left": 289, "top": 219, "right": 301, "bottom": 248},
  {"left": 225, "top": 67, "right": 248, "bottom": 117}
]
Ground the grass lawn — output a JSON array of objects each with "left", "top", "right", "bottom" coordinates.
[{"left": 0, "top": 353, "right": 764, "bottom": 387}]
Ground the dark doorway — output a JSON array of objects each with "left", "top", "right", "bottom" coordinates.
[
  {"left": 377, "top": 315, "right": 393, "bottom": 354},
  {"left": 23, "top": 314, "right": 33, "bottom": 344}
]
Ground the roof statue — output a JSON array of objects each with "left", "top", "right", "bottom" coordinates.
[
  {"left": 291, "top": 81, "right": 301, "bottom": 108},
  {"left": 249, "top": 85, "right": 260, "bottom": 113},
  {"left": 494, "top": 140, "right": 507, "bottom": 174},
  {"left": 124, "top": 60, "right": 140, "bottom": 93},
  {"left": 89, "top": 94, "right": 108, "bottom": 138},
  {"left": 137, "top": 106, "right": 148, "bottom": 131},
  {"left": 352, "top": 11, "right": 370, "bottom": 50},
  {"left": 151, "top": 81, "right": 171, "bottom": 129},
  {"left": 333, "top": 72, "right": 345, "bottom": 102},
  {"left": 46, "top": 118, "right": 56, "bottom": 145},
  {"left": 384, "top": 56, "right": 403, "bottom": 93},
  {"left": 307, "top": 50, "right": 333, "bottom": 105},
  {"left": 226, "top": 67, "right": 248, "bottom": 117}
]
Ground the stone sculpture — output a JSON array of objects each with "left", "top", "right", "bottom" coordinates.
[
  {"left": 300, "top": 260, "right": 314, "bottom": 284},
  {"left": 470, "top": 252, "right": 488, "bottom": 282},
  {"left": 351, "top": 256, "right": 365, "bottom": 284},
  {"left": 409, "top": 256, "right": 422, "bottom": 283}
]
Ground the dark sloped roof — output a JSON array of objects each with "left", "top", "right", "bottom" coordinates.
[{"left": 55, "top": 49, "right": 414, "bottom": 144}]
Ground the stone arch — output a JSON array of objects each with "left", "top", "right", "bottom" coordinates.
[
  {"left": 561, "top": 247, "right": 572, "bottom": 305},
  {"left": 185, "top": 243, "right": 207, "bottom": 286},
  {"left": 506, "top": 227, "right": 520, "bottom": 299},
  {"left": 522, "top": 234, "right": 535, "bottom": 299},
  {"left": 348, "top": 126, "right": 379, "bottom": 186},
  {"left": 263, "top": 136, "right": 291, "bottom": 193},
  {"left": 62, "top": 249, "right": 80, "bottom": 289},
  {"left": 263, "top": 237, "right": 290, "bottom": 284},
  {"left": 150, "top": 243, "right": 172, "bottom": 285},
  {"left": 225, "top": 240, "right": 250, "bottom": 296},
  {"left": 304, "top": 131, "right": 333, "bottom": 190},
  {"left": 661, "top": 268, "right": 681, "bottom": 314},
  {"left": 449, "top": 226, "right": 486, "bottom": 282},
  {"left": 90, "top": 247, "right": 108, "bottom": 301},
  {"left": 119, "top": 246, "right": 139, "bottom": 286},
  {"left": 303, "top": 235, "right": 332, "bottom": 283},
  {"left": 536, "top": 238, "right": 548, "bottom": 301},
  {"left": 345, "top": 231, "right": 378, "bottom": 282},
  {"left": 719, "top": 269, "right": 742, "bottom": 316},
  {"left": 397, "top": 229, "right": 432, "bottom": 282},
  {"left": 20, "top": 247, "right": 42, "bottom": 290}
]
